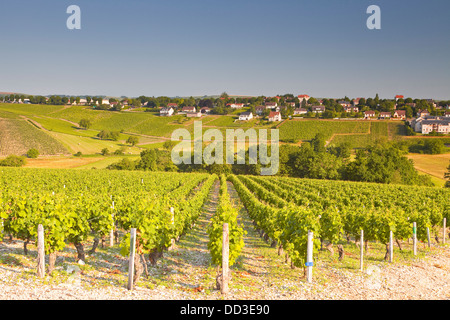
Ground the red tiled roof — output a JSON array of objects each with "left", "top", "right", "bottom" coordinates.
[{"left": 269, "top": 111, "right": 280, "bottom": 117}]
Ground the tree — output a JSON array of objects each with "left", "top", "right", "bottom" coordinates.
[
  {"left": 97, "top": 130, "right": 111, "bottom": 140},
  {"left": 311, "top": 133, "right": 327, "bottom": 153},
  {"left": 101, "top": 148, "right": 109, "bottom": 156},
  {"left": 97, "top": 130, "right": 120, "bottom": 141},
  {"left": 423, "top": 139, "right": 444, "bottom": 154},
  {"left": 0, "top": 155, "right": 26, "bottom": 167},
  {"left": 26, "top": 148, "right": 39, "bottom": 159},
  {"left": 341, "top": 142, "right": 433, "bottom": 186},
  {"left": 126, "top": 136, "right": 139, "bottom": 147},
  {"left": 79, "top": 119, "right": 92, "bottom": 130}
]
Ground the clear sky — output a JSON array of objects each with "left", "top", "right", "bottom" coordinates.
[{"left": 1, "top": 0, "right": 449, "bottom": 99}]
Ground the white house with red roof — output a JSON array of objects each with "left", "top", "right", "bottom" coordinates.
[
  {"left": 364, "top": 110, "right": 376, "bottom": 119},
  {"left": 393, "top": 110, "right": 406, "bottom": 119},
  {"left": 298, "top": 94, "right": 310, "bottom": 104},
  {"left": 268, "top": 111, "right": 282, "bottom": 122},
  {"left": 182, "top": 106, "right": 196, "bottom": 113},
  {"left": 379, "top": 112, "right": 391, "bottom": 119}
]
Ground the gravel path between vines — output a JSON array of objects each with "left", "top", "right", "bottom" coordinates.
[{"left": 0, "top": 179, "right": 449, "bottom": 300}]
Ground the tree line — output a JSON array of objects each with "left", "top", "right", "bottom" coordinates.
[{"left": 106, "top": 137, "right": 436, "bottom": 187}]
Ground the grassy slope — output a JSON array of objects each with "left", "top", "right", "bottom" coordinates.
[{"left": 407, "top": 153, "right": 450, "bottom": 187}]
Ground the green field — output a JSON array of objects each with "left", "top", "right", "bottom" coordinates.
[
  {"left": 279, "top": 119, "right": 371, "bottom": 143},
  {"left": 0, "top": 118, "right": 69, "bottom": 156}
]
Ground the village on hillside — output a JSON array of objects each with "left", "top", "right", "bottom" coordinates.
[{"left": 2, "top": 92, "right": 449, "bottom": 134}]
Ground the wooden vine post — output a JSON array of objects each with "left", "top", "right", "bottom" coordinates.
[
  {"left": 426, "top": 227, "right": 431, "bottom": 249},
  {"left": 306, "top": 230, "right": 313, "bottom": 283},
  {"left": 413, "top": 222, "right": 417, "bottom": 256},
  {"left": 37, "top": 224, "right": 45, "bottom": 278},
  {"left": 127, "top": 228, "right": 137, "bottom": 291},
  {"left": 110, "top": 201, "right": 115, "bottom": 247},
  {"left": 360, "top": 229, "right": 364, "bottom": 271},
  {"left": 221, "top": 223, "right": 229, "bottom": 294}
]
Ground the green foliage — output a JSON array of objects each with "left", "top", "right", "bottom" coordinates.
[
  {"left": 0, "top": 155, "right": 26, "bottom": 167},
  {"left": 207, "top": 175, "right": 245, "bottom": 267},
  {"left": 126, "top": 136, "right": 139, "bottom": 146},
  {"left": 79, "top": 118, "right": 92, "bottom": 129},
  {"left": 97, "top": 130, "right": 120, "bottom": 141},
  {"left": 26, "top": 148, "right": 39, "bottom": 158},
  {"left": 341, "top": 142, "right": 433, "bottom": 186}
]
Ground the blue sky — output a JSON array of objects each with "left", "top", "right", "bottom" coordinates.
[{"left": 1, "top": 0, "right": 449, "bottom": 99}]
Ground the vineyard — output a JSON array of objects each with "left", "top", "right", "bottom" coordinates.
[{"left": 0, "top": 167, "right": 449, "bottom": 299}]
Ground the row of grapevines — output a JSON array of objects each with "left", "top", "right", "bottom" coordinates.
[
  {"left": 207, "top": 175, "right": 245, "bottom": 268},
  {"left": 228, "top": 174, "right": 321, "bottom": 268}
]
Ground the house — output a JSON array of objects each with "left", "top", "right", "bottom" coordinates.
[
  {"left": 352, "top": 98, "right": 363, "bottom": 106},
  {"left": 268, "top": 111, "right": 282, "bottom": 122},
  {"left": 379, "top": 112, "right": 391, "bottom": 119},
  {"left": 395, "top": 95, "right": 404, "bottom": 101},
  {"left": 445, "top": 111, "right": 450, "bottom": 118},
  {"left": 167, "top": 103, "right": 178, "bottom": 108},
  {"left": 417, "top": 109, "right": 430, "bottom": 118},
  {"left": 420, "top": 119, "right": 450, "bottom": 134},
  {"left": 228, "top": 103, "right": 245, "bottom": 109},
  {"left": 298, "top": 95, "right": 310, "bottom": 104},
  {"left": 286, "top": 102, "right": 296, "bottom": 107},
  {"left": 200, "top": 107, "right": 211, "bottom": 114},
  {"left": 311, "top": 105, "right": 325, "bottom": 113},
  {"left": 393, "top": 110, "right": 406, "bottom": 120},
  {"left": 160, "top": 107, "right": 174, "bottom": 116},
  {"left": 293, "top": 108, "right": 308, "bottom": 115},
  {"left": 255, "top": 106, "right": 266, "bottom": 116},
  {"left": 110, "top": 101, "right": 120, "bottom": 107},
  {"left": 338, "top": 100, "right": 352, "bottom": 108},
  {"left": 239, "top": 112, "right": 253, "bottom": 121},
  {"left": 265, "top": 102, "right": 278, "bottom": 108},
  {"left": 364, "top": 110, "right": 376, "bottom": 119},
  {"left": 343, "top": 105, "right": 359, "bottom": 113},
  {"left": 182, "top": 106, "right": 196, "bottom": 113},
  {"left": 78, "top": 98, "right": 87, "bottom": 105}
]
